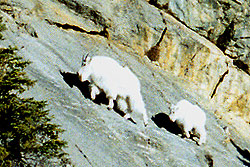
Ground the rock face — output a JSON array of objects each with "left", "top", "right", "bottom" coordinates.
[
  {"left": 148, "top": 0, "right": 250, "bottom": 121},
  {"left": 148, "top": 0, "right": 250, "bottom": 124},
  {"left": 0, "top": 0, "right": 250, "bottom": 166},
  {"left": 150, "top": 0, "right": 250, "bottom": 62}
]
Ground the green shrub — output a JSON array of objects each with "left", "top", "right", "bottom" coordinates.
[
  {"left": 0, "top": 17, "right": 71, "bottom": 167},
  {"left": 0, "top": 17, "right": 6, "bottom": 40}
]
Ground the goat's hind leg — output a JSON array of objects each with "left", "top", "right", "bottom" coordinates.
[
  {"left": 142, "top": 111, "right": 148, "bottom": 127},
  {"left": 182, "top": 124, "right": 191, "bottom": 139},
  {"left": 197, "top": 126, "right": 206, "bottom": 145},
  {"left": 123, "top": 96, "right": 132, "bottom": 120},
  {"left": 131, "top": 96, "right": 148, "bottom": 126}
]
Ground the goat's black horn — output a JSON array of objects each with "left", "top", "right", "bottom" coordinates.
[
  {"left": 84, "top": 53, "right": 89, "bottom": 61},
  {"left": 82, "top": 53, "right": 89, "bottom": 66}
]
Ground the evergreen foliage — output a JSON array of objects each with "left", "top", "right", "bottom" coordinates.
[
  {"left": 0, "top": 17, "right": 5, "bottom": 40},
  {"left": 0, "top": 17, "right": 71, "bottom": 166}
]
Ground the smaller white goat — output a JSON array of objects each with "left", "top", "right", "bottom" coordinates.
[
  {"left": 78, "top": 55, "right": 148, "bottom": 126},
  {"left": 169, "top": 99, "right": 207, "bottom": 145}
]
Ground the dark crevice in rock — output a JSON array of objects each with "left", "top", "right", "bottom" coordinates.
[
  {"left": 160, "top": 11, "right": 168, "bottom": 25},
  {"left": 15, "top": 21, "right": 38, "bottom": 38},
  {"left": 230, "top": 139, "right": 250, "bottom": 166},
  {"left": 75, "top": 144, "right": 94, "bottom": 167},
  {"left": 225, "top": 53, "right": 238, "bottom": 59},
  {"left": 24, "top": 24, "right": 38, "bottom": 38},
  {"left": 191, "top": 46, "right": 203, "bottom": 61},
  {"left": 235, "top": 36, "right": 250, "bottom": 40},
  {"left": 184, "top": 46, "right": 203, "bottom": 75},
  {"left": 233, "top": 59, "right": 250, "bottom": 75},
  {"left": 148, "top": 0, "right": 166, "bottom": 9},
  {"left": 145, "top": 27, "right": 167, "bottom": 61},
  {"left": 211, "top": 69, "right": 229, "bottom": 99},
  {"left": 166, "top": 10, "right": 194, "bottom": 33},
  {"left": 204, "top": 153, "right": 214, "bottom": 167},
  {"left": 57, "top": 0, "right": 110, "bottom": 28},
  {"left": 156, "top": 27, "right": 167, "bottom": 46},
  {"left": 148, "top": 1, "right": 209, "bottom": 41},
  {"left": 45, "top": 19, "right": 109, "bottom": 38},
  {"left": 216, "top": 21, "right": 235, "bottom": 52}
]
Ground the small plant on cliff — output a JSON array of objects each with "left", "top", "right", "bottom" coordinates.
[
  {"left": 0, "top": 17, "right": 71, "bottom": 166},
  {"left": 145, "top": 27, "right": 167, "bottom": 61},
  {"left": 0, "top": 17, "right": 6, "bottom": 40}
]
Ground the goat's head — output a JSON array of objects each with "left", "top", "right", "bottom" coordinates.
[
  {"left": 169, "top": 104, "right": 179, "bottom": 122},
  {"left": 81, "top": 53, "right": 91, "bottom": 66},
  {"left": 78, "top": 53, "right": 92, "bottom": 82}
]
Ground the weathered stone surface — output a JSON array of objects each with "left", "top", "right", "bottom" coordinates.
[
  {"left": 0, "top": 0, "right": 249, "bottom": 166},
  {"left": 146, "top": 0, "right": 250, "bottom": 125},
  {"left": 147, "top": 11, "right": 250, "bottom": 133},
  {"left": 150, "top": 0, "right": 250, "bottom": 80}
]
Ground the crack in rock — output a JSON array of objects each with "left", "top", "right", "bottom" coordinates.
[
  {"left": 75, "top": 144, "right": 94, "bottom": 167},
  {"left": 45, "top": 19, "right": 109, "bottom": 38},
  {"left": 15, "top": 21, "right": 38, "bottom": 38},
  {"left": 57, "top": 0, "right": 110, "bottom": 28},
  {"left": 230, "top": 139, "right": 250, "bottom": 166},
  {"left": 211, "top": 69, "right": 229, "bottom": 99},
  {"left": 204, "top": 153, "right": 214, "bottom": 167},
  {"left": 233, "top": 59, "right": 250, "bottom": 75},
  {"left": 216, "top": 21, "right": 235, "bottom": 52}
]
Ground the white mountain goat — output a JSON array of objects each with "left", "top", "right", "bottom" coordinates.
[
  {"left": 169, "top": 99, "right": 207, "bottom": 145},
  {"left": 77, "top": 55, "right": 149, "bottom": 126}
]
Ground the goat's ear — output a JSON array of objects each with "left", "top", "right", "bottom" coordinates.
[{"left": 85, "top": 56, "right": 91, "bottom": 64}]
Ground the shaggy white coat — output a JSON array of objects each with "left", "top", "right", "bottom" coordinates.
[
  {"left": 169, "top": 99, "right": 206, "bottom": 145},
  {"left": 78, "top": 56, "right": 148, "bottom": 126}
]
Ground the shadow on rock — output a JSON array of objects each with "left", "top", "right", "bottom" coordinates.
[
  {"left": 59, "top": 70, "right": 136, "bottom": 124},
  {"left": 230, "top": 139, "right": 250, "bottom": 166},
  {"left": 151, "top": 113, "right": 182, "bottom": 135},
  {"left": 59, "top": 70, "right": 108, "bottom": 105}
]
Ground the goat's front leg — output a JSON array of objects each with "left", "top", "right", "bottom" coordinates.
[
  {"left": 107, "top": 97, "right": 114, "bottom": 110},
  {"left": 89, "top": 84, "right": 100, "bottom": 100},
  {"left": 183, "top": 126, "right": 191, "bottom": 139},
  {"left": 124, "top": 96, "right": 132, "bottom": 119}
]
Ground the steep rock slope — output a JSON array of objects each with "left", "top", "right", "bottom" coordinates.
[
  {"left": 0, "top": 0, "right": 249, "bottom": 166},
  {"left": 147, "top": 0, "right": 250, "bottom": 126}
]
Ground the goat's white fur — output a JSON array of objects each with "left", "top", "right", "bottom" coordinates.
[
  {"left": 169, "top": 99, "right": 206, "bottom": 145},
  {"left": 89, "top": 85, "right": 130, "bottom": 118},
  {"left": 89, "top": 83, "right": 101, "bottom": 100},
  {"left": 78, "top": 56, "right": 148, "bottom": 126}
]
